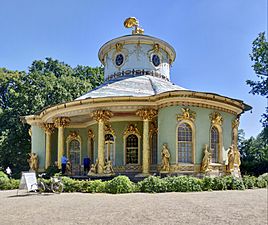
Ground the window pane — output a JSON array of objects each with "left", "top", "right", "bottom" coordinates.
[
  {"left": 178, "top": 123, "right": 192, "bottom": 163},
  {"left": 211, "top": 126, "right": 219, "bottom": 163},
  {"left": 126, "top": 134, "right": 138, "bottom": 164}
]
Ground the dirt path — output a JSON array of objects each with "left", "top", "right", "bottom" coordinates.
[{"left": 0, "top": 189, "right": 267, "bottom": 225}]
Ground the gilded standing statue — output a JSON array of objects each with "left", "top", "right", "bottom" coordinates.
[
  {"left": 28, "top": 152, "right": 39, "bottom": 172},
  {"left": 201, "top": 144, "right": 212, "bottom": 172},
  {"left": 161, "top": 144, "right": 170, "bottom": 172}
]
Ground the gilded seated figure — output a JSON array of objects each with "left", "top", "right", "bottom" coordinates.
[
  {"left": 104, "top": 160, "right": 114, "bottom": 175},
  {"left": 201, "top": 144, "right": 212, "bottom": 172},
  {"left": 88, "top": 159, "right": 98, "bottom": 175},
  {"left": 27, "top": 153, "right": 39, "bottom": 172},
  {"left": 161, "top": 144, "right": 170, "bottom": 172}
]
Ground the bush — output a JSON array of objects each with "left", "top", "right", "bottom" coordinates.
[
  {"left": 243, "top": 176, "right": 257, "bottom": 189},
  {"left": 201, "top": 176, "right": 214, "bottom": 191},
  {"left": 256, "top": 174, "right": 268, "bottom": 188},
  {"left": 0, "top": 171, "right": 19, "bottom": 190},
  {"left": 212, "top": 176, "right": 227, "bottom": 190},
  {"left": 61, "top": 176, "right": 81, "bottom": 192},
  {"left": 106, "top": 176, "right": 134, "bottom": 194},
  {"left": 139, "top": 176, "right": 167, "bottom": 193},
  {"left": 88, "top": 180, "right": 107, "bottom": 193}
]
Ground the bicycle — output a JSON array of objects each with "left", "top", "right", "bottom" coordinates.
[{"left": 34, "top": 173, "right": 64, "bottom": 194}]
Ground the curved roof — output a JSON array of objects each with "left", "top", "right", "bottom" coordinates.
[{"left": 76, "top": 75, "right": 186, "bottom": 100}]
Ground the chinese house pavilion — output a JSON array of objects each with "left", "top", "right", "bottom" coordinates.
[{"left": 24, "top": 18, "right": 251, "bottom": 176}]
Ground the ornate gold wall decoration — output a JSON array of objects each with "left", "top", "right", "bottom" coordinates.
[
  {"left": 91, "top": 110, "right": 113, "bottom": 122},
  {"left": 53, "top": 117, "right": 71, "bottom": 128},
  {"left": 43, "top": 123, "right": 55, "bottom": 134},
  {"left": 69, "top": 131, "right": 78, "bottom": 139},
  {"left": 115, "top": 43, "right": 123, "bottom": 52},
  {"left": 136, "top": 108, "right": 157, "bottom": 120},
  {"left": 153, "top": 43, "right": 160, "bottom": 53},
  {"left": 210, "top": 112, "right": 223, "bottom": 126},
  {"left": 177, "top": 108, "right": 196, "bottom": 122},
  {"left": 104, "top": 123, "right": 115, "bottom": 135},
  {"left": 123, "top": 124, "right": 140, "bottom": 136},
  {"left": 232, "top": 118, "right": 240, "bottom": 129},
  {"left": 88, "top": 129, "right": 95, "bottom": 139}
]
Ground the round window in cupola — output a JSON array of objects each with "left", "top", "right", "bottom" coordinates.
[
  {"left": 152, "top": 54, "right": 161, "bottom": 67},
  {"left": 115, "top": 53, "right": 124, "bottom": 67}
]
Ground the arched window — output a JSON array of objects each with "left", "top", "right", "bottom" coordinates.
[
  {"left": 105, "top": 133, "right": 115, "bottom": 165},
  {"left": 211, "top": 126, "right": 219, "bottom": 163},
  {"left": 177, "top": 123, "right": 192, "bottom": 163},
  {"left": 126, "top": 134, "right": 139, "bottom": 164}
]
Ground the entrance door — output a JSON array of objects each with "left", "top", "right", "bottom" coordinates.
[
  {"left": 105, "top": 134, "right": 115, "bottom": 165},
  {"left": 69, "top": 140, "right": 81, "bottom": 175}
]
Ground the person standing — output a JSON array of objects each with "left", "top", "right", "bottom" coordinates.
[{"left": 61, "top": 155, "right": 67, "bottom": 174}]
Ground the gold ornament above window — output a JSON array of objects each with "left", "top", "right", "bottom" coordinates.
[
  {"left": 105, "top": 123, "right": 115, "bottom": 135},
  {"left": 123, "top": 124, "right": 140, "bottom": 136},
  {"left": 177, "top": 108, "right": 196, "bottom": 122},
  {"left": 210, "top": 112, "right": 223, "bottom": 126}
]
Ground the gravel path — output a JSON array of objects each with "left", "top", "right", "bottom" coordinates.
[{"left": 0, "top": 189, "right": 267, "bottom": 225}]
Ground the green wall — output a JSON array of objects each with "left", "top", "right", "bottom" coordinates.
[
  {"left": 31, "top": 125, "right": 46, "bottom": 170},
  {"left": 46, "top": 107, "right": 235, "bottom": 168},
  {"left": 158, "top": 106, "right": 235, "bottom": 164}
]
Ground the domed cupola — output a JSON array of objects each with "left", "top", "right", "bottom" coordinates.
[{"left": 98, "top": 17, "right": 176, "bottom": 82}]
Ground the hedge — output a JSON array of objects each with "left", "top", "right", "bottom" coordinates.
[{"left": 0, "top": 172, "right": 267, "bottom": 193}]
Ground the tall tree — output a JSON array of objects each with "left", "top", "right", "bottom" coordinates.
[
  {"left": 246, "top": 32, "right": 268, "bottom": 127},
  {"left": 238, "top": 129, "right": 268, "bottom": 175},
  {"left": 0, "top": 58, "right": 104, "bottom": 177}
]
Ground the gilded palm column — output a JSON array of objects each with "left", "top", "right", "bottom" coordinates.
[
  {"left": 91, "top": 110, "right": 113, "bottom": 174},
  {"left": 54, "top": 117, "right": 71, "bottom": 168},
  {"left": 136, "top": 108, "right": 157, "bottom": 175},
  {"left": 232, "top": 118, "right": 240, "bottom": 148},
  {"left": 43, "top": 123, "right": 55, "bottom": 169}
]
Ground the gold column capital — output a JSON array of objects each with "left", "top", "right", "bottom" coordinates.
[
  {"left": 136, "top": 108, "right": 157, "bottom": 121},
  {"left": 43, "top": 123, "right": 55, "bottom": 134},
  {"left": 91, "top": 110, "right": 113, "bottom": 122},
  {"left": 232, "top": 118, "right": 240, "bottom": 130},
  {"left": 53, "top": 117, "right": 71, "bottom": 128}
]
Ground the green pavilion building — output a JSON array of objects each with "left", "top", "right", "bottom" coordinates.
[{"left": 24, "top": 18, "right": 251, "bottom": 176}]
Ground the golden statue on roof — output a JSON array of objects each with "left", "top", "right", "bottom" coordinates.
[{"left": 124, "top": 17, "right": 144, "bottom": 35}]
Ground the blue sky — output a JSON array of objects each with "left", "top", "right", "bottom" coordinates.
[{"left": 0, "top": 0, "right": 267, "bottom": 138}]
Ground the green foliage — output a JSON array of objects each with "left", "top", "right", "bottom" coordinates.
[
  {"left": 138, "top": 176, "right": 167, "bottom": 193},
  {"left": 87, "top": 180, "right": 107, "bottom": 193},
  {"left": 212, "top": 176, "right": 228, "bottom": 190},
  {"left": 0, "top": 58, "right": 104, "bottom": 176},
  {"left": 256, "top": 174, "right": 268, "bottom": 188},
  {"left": 0, "top": 171, "right": 19, "bottom": 190},
  {"left": 246, "top": 32, "right": 268, "bottom": 126},
  {"left": 164, "top": 176, "right": 202, "bottom": 192},
  {"left": 242, "top": 175, "right": 257, "bottom": 189},
  {"left": 238, "top": 129, "right": 268, "bottom": 176},
  {"left": 106, "top": 176, "right": 134, "bottom": 194},
  {"left": 201, "top": 176, "right": 214, "bottom": 191}
]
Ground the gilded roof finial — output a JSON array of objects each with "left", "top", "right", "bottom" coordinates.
[{"left": 124, "top": 17, "right": 144, "bottom": 35}]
